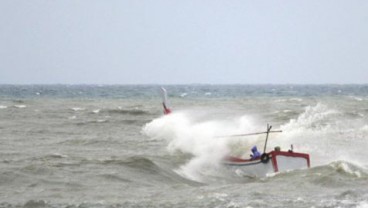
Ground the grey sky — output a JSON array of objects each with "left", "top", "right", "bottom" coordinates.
[{"left": 0, "top": 1, "right": 367, "bottom": 84}]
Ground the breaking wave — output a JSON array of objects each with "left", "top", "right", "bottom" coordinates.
[{"left": 279, "top": 103, "right": 368, "bottom": 167}]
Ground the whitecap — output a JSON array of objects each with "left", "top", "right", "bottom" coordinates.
[
  {"left": 275, "top": 99, "right": 287, "bottom": 103},
  {"left": 180, "top": 93, "right": 188, "bottom": 97},
  {"left": 49, "top": 153, "right": 68, "bottom": 158},
  {"left": 71, "top": 107, "right": 85, "bottom": 111},
  {"left": 289, "top": 98, "right": 303, "bottom": 102},
  {"left": 0, "top": 105, "right": 7, "bottom": 109},
  {"left": 281, "top": 103, "right": 338, "bottom": 131},
  {"left": 331, "top": 162, "right": 362, "bottom": 178},
  {"left": 361, "top": 125, "right": 368, "bottom": 132},
  {"left": 357, "top": 201, "right": 368, "bottom": 208},
  {"left": 92, "top": 109, "right": 101, "bottom": 114},
  {"left": 14, "top": 105, "right": 27, "bottom": 108},
  {"left": 349, "top": 96, "right": 364, "bottom": 101}
]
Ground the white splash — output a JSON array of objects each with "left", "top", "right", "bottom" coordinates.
[{"left": 143, "top": 111, "right": 261, "bottom": 182}]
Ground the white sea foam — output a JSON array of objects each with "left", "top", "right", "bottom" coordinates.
[{"left": 0, "top": 105, "right": 7, "bottom": 109}]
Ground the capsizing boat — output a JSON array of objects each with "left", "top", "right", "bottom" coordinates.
[{"left": 222, "top": 124, "right": 310, "bottom": 177}]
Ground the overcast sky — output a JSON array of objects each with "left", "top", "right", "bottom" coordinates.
[{"left": 0, "top": 1, "right": 367, "bottom": 84}]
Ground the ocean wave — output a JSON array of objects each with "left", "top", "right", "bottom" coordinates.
[
  {"left": 98, "top": 174, "right": 132, "bottom": 183},
  {"left": 75, "top": 119, "right": 109, "bottom": 126},
  {"left": 328, "top": 161, "right": 367, "bottom": 178},
  {"left": 45, "top": 153, "right": 68, "bottom": 159},
  {"left": 101, "top": 156, "right": 156, "bottom": 168},
  {"left": 281, "top": 103, "right": 339, "bottom": 131},
  {"left": 57, "top": 138, "right": 120, "bottom": 146},
  {"left": 105, "top": 109, "right": 150, "bottom": 115},
  {"left": 23, "top": 200, "right": 47, "bottom": 208},
  {"left": 270, "top": 160, "right": 368, "bottom": 183},
  {"left": 98, "top": 157, "right": 202, "bottom": 186}
]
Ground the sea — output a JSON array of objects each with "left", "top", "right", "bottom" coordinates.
[{"left": 0, "top": 84, "right": 368, "bottom": 208}]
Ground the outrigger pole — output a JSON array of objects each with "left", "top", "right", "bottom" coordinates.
[
  {"left": 217, "top": 129, "right": 282, "bottom": 138},
  {"left": 216, "top": 124, "right": 282, "bottom": 153}
]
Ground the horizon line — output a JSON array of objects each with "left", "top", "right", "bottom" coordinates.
[{"left": 0, "top": 83, "right": 367, "bottom": 86}]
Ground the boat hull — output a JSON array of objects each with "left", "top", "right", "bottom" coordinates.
[{"left": 223, "top": 151, "right": 310, "bottom": 177}]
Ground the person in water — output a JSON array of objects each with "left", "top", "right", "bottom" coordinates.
[{"left": 250, "top": 146, "right": 261, "bottom": 160}]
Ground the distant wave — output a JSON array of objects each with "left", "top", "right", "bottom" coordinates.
[
  {"left": 105, "top": 109, "right": 150, "bottom": 115},
  {"left": 75, "top": 119, "right": 109, "bottom": 126},
  {"left": 91, "top": 157, "right": 201, "bottom": 185},
  {"left": 13, "top": 105, "right": 27, "bottom": 109}
]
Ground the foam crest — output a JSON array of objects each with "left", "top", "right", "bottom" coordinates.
[
  {"left": 274, "top": 104, "right": 339, "bottom": 165},
  {"left": 281, "top": 103, "right": 338, "bottom": 131},
  {"left": 331, "top": 161, "right": 363, "bottom": 178}
]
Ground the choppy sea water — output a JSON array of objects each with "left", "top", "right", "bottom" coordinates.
[{"left": 0, "top": 85, "right": 368, "bottom": 208}]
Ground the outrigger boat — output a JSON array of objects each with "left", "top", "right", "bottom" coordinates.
[
  {"left": 222, "top": 124, "right": 310, "bottom": 177},
  {"left": 160, "top": 87, "right": 310, "bottom": 177}
]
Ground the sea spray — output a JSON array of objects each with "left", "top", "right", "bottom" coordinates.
[{"left": 142, "top": 111, "right": 266, "bottom": 181}]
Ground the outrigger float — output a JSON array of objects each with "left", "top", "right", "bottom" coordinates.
[
  {"left": 160, "top": 87, "right": 310, "bottom": 177},
  {"left": 222, "top": 124, "right": 310, "bottom": 177}
]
